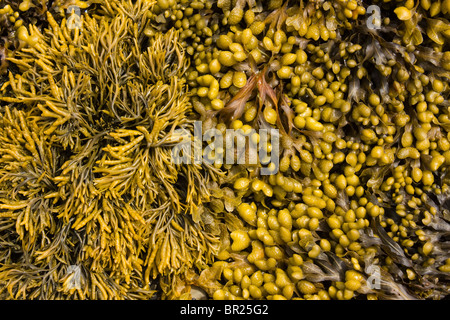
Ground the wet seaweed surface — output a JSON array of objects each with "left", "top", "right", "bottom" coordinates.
[{"left": 0, "top": 0, "right": 449, "bottom": 300}]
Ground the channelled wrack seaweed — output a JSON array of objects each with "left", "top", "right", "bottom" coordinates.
[{"left": 0, "top": 0, "right": 226, "bottom": 299}]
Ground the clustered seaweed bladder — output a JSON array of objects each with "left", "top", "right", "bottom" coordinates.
[
  {"left": 0, "top": 0, "right": 450, "bottom": 300},
  {"left": 0, "top": 0, "right": 227, "bottom": 299}
]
